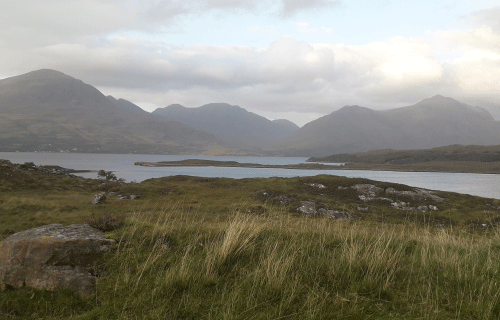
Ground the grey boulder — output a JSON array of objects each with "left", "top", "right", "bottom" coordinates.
[{"left": 0, "top": 224, "right": 115, "bottom": 296}]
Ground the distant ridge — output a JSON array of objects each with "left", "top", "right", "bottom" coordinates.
[
  {"left": 270, "top": 95, "right": 500, "bottom": 156},
  {"left": 2, "top": 69, "right": 498, "bottom": 157},
  {"left": 107, "top": 96, "right": 149, "bottom": 116},
  {"left": 0, "top": 69, "right": 225, "bottom": 154},
  {"left": 153, "top": 103, "right": 299, "bottom": 150}
]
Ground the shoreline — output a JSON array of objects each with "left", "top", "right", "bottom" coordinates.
[
  {"left": 134, "top": 159, "right": 342, "bottom": 170},
  {"left": 135, "top": 159, "right": 500, "bottom": 174}
]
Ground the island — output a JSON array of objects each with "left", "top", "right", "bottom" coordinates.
[{"left": 134, "top": 159, "right": 342, "bottom": 170}]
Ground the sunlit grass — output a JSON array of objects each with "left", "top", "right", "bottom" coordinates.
[{"left": 57, "top": 207, "right": 500, "bottom": 319}]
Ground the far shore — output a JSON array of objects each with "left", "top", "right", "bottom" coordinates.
[{"left": 134, "top": 159, "right": 500, "bottom": 174}]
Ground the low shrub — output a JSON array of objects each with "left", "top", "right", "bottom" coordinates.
[{"left": 85, "top": 213, "right": 126, "bottom": 232}]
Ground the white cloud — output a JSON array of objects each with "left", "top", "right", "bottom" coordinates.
[{"left": 1, "top": 2, "right": 500, "bottom": 123}]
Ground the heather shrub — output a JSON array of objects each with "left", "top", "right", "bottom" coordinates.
[{"left": 86, "top": 212, "right": 126, "bottom": 231}]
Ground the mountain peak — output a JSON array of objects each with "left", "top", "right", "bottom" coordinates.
[
  {"left": 0, "top": 69, "right": 76, "bottom": 86},
  {"left": 199, "top": 103, "right": 244, "bottom": 112},
  {"left": 336, "top": 105, "right": 375, "bottom": 115},
  {"left": 17, "top": 69, "right": 73, "bottom": 80},
  {"left": 418, "top": 95, "right": 460, "bottom": 105},
  {"left": 166, "top": 104, "right": 186, "bottom": 110}
]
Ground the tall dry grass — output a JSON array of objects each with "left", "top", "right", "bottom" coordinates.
[{"left": 94, "top": 206, "right": 500, "bottom": 319}]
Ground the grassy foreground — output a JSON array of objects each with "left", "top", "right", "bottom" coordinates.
[{"left": 2, "top": 161, "right": 500, "bottom": 319}]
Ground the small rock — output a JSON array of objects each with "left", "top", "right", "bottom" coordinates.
[
  {"left": 429, "top": 205, "right": 438, "bottom": 211},
  {"left": 306, "top": 183, "right": 326, "bottom": 189},
  {"left": 386, "top": 187, "right": 444, "bottom": 202},
  {"left": 416, "top": 206, "right": 428, "bottom": 212},
  {"left": 297, "top": 201, "right": 317, "bottom": 215},
  {"left": 91, "top": 193, "right": 106, "bottom": 205},
  {"left": 356, "top": 206, "right": 368, "bottom": 212},
  {"left": 278, "top": 195, "right": 293, "bottom": 205},
  {"left": 351, "top": 184, "right": 384, "bottom": 196},
  {"left": 318, "top": 209, "right": 358, "bottom": 220},
  {"left": 391, "top": 201, "right": 408, "bottom": 209},
  {"left": 358, "top": 195, "right": 375, "bottom": 202},
  {"left": 129, "top": 195, "right": 141, "bottom": 200}
]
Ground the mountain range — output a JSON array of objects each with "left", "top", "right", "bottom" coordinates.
[
  {"left": 0, "top": 69, "right": 225, "bottom": 154},
  {"left": 0, "top": 69, "right": 499, "bottom": 156},
  {"left": 153, "top": 103, "right": 299, "bottom": 150},
  {"left": 271, "top": 95, "right": 500, "bottom": 156}
]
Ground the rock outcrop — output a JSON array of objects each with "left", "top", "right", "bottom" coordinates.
[
  {"left": 351, "top": 184, "right": 443, "bottom": 211},
  {"left": 297, "top": 201, "right": 359, "bottom": 220},
  {"left": 385, "top": 187, "right": 444, "bottom": 202},
  {"left": 297, "top": 201, "right": 317, "bottom": 215},
  {"left": 91, "top": 193, "right": 106, "bottom": 204},
  {"left": 0, "top": 224, "right": 115, "bottom": 296}
]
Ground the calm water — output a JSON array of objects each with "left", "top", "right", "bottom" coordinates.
[{"left": 1, "top": 152, "right": 499, "bottom": 200}]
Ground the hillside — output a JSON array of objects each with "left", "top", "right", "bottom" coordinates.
[
  {"left": 307, "top": 145, "right": 500, "bottom": 174},
  {"left": 0, "top": 69, "right": 226, "bottom": 154},
  {"left": 153, "top": 103, "right": 299, "bottom": 150},
  {"left": 270, "top": 96, "right": 500, "bottom": 156},
  {"left": 309, "top": 145, "right": 500, "bottom": 164}
]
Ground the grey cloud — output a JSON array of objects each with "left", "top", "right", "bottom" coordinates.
[
  {"left": 0, "top": 0, "right": 338, "bottom": 51},
  {"left": 464, "top": 6, "right": 500, "bottom": 31},
  {"left": 279, "top": 0, "right": 340, "bottom": 17}
]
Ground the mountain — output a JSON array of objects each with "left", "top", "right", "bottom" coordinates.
[
  {"left": 0, "top": 69, "right": 224, "bottom": 154},
  {"left": 107, "top": 95, "right": 149, "bottom": 116},
  {"left": 271, "top": 95, "right": 500, "bottom": 156},
  {"left": 272, "top": 119, "right": 300, "bottom": 136},
  {"left": 152, "top": 103, "right": 299, "bottom": 150}
]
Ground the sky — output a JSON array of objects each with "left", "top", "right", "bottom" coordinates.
[{"left": 1, "top": 0, "right": 499, "bottom": 126}]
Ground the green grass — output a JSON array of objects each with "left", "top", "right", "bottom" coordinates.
[
  {"left": 6, "top": 208, "right": 500, "bottom": 319},
  {"left": 2, "top": 163, "right": 500, "bottom": 319}
]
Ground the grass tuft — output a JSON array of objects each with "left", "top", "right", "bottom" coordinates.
[{"left": 85, "top": 213, "right": 126, "bottom": 232}]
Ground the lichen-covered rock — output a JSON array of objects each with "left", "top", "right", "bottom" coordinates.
[
  {"left": 391, "top": 200, "right": 408, "bottom": 209},
  {"left": 297, "top": 201, "right": 317, "bottom": 215},
  {"left": 306, "top": 183, "right": 326, "bottom": 189},
  {"left": 385, "top": 188, "right": 444, "bottom": 202},
  {"left": 416, "top": 206, "right": 429, "bottom": 212},
  {"left": 0, "top": 224, "right": 115, "bottom": 296},
  {"left": 318, "top": 208, "right": 358, "bottom": 220},
  {"left": 351, "top": 184, "right": 384, "bottom": 196},
  {"left": 91, "top": 193, "right": 106, "bottom": 204}
]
